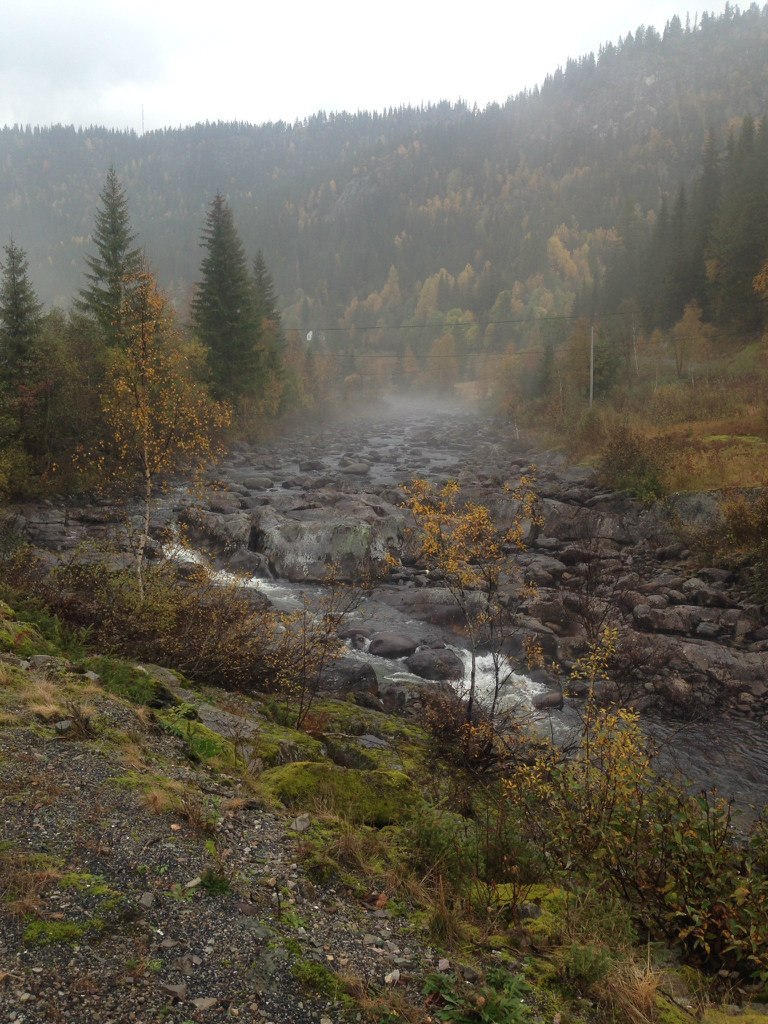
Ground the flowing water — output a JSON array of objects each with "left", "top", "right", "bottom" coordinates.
[{"left": 167, "top": 400, "right": 768, "bottom": 824}]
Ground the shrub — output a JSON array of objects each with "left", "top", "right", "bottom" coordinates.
[
  {"left": 505, "top": 700, "right": 768, "bottom": 983},
  {"left": 715, "top": 489, "right": 768, "bottom": 601},
  {"left": 405, "top": 790, "right": 542, "bottom": 913},
  {"left": 597, "top": 426, "right": 666, "bottom": 503},
  {"left": 421, "top": 694, "right": 504, "bottom": 777}
]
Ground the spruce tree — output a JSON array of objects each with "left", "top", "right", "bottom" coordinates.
[
  {"left": 252, "top": 250, "right": 287, "bottom": 415},
  {"left": 0, "top": 239, "right": 43, "bottom": 390},
  {"left": 252, "top": 250, "right": 282, "bottom": 335},
  {"left": 192, "top": 193, "right": 257, "bottom": 400},
  {"left": 77, "top": 167, "right": 142, "bottom": 346}
]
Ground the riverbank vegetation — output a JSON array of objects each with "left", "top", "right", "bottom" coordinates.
[
  {"left": 1, "top": 578, "right": 767, "bottom": 1022},
  {"left": 1, "top": 462, "right": 767, "bottom": 1018}
]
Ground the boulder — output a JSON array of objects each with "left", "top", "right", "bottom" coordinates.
[
  {"left": 248, "top": 500, "right": 403, "bottom": 581},
  {"left": 241, "top": 476, "right": 274, "bottom": 490},
  {"left": 369, "top": 632, "right": 419, "bottom": 658},
  {"left": 318, "top": 657, "right": 378, "bottom": 695},
  {"left": 532, "top": 689, "right": 564, "bottom": 710},
  {"left": 178, "top": 507, "right": 251, "bottom": 553},
  {"left": 405, "top": 647, "right": 465, "bottom": 681}
]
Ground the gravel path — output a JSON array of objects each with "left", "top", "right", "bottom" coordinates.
[{"left": 0, "top": 662, "right": 449, "bottom": 1024}]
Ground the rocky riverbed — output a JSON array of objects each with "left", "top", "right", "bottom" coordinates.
[{"left": 9, "top": 397, "right": 768, "bottom": 812}]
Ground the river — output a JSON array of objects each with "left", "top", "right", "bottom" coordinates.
[{"left": 170, "top": 398, "right": 768, "bottom": 825}]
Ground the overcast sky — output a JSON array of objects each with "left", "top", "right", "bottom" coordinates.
[{"left": 1, "top": 0, "right": 701, "bottom": 132}]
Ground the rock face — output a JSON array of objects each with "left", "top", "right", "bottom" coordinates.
[{"left": 248, "top": 497, "right": 403, "bottom": 581}]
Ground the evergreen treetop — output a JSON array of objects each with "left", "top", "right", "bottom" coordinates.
[
  {"left": 191, "top": 193, "right": 258, "bottom": 400},
  {"left": 76, "top": 166, "right": 142, "bottom": 346}
]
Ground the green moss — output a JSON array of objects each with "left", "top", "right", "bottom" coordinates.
[
  {"left": 58, "top": 872, "right": 121, "bottom": 901},
  {"left": 291, "top": 959, "right": 346, "bottom": 1000},
  {"left": 23, "top": 918, "right": 103, "bottom": 946},
  {"left": 702, "top": 434, "right": 763, "bottom": 446},
  {"left": 262, "top": 761, "right": 420, "bottom": 825},
  {"left": 0, "top": 619, "right": 47, "bottom": 657},
  {"left": 0, "top": 592, "right": 89, "bottom": 659},
  {"left": 109, "top": 770, "right": 183, "bottom": 808},
  {"left": 85, "top": 656, "right": 181, "bottom": 707},
  {"left": 312, "top": 698, "right": 428, "bottom": 744},
  {"left": 157, "top": 708, "right": 234, "bottom": 766},
  {"left": 323, "top": 736, "right": 380, "bottom": 770},
  {"left": 253, "top": 721, "right": 324, "bottom": 766},
  {"left": 497, "top": 885, "right": 569, "bottom": 948},
  {"left": 655, "top": 996, "right": 698, "bottom": 1023}
]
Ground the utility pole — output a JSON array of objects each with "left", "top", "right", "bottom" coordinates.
[{"left": 589, "top": 321, "right": 595, "bottom": 408}]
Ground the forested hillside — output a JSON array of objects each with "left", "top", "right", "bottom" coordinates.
[{"left": 2, "top": 4, "right": 767, "bottom": 353}]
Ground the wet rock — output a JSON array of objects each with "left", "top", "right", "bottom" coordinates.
[
  {"left": 532, "top": 689, "right": 564, "bottom": 710},
  {"left": 221, "top": 548, "right": 273, "bottom": 577},
  {"left": 178, "top": 507, "right": 251, "bottom": 553},
  {"left": 248, "top": 500, "right": 402, "bottom": 582},
  {"left": 369, "top": 633, "right": 419, "bottom": 658},
  {"left": 319, "top": 657, "right": 378, "bottom": 695},
  {"left": 405, "top": 647, "right": 465, "bottom": 681},
  {"left": 380, "top": 677, "right": 457, "bottom": 713}
]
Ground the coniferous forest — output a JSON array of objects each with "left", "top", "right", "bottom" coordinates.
[{"left": 1, "top": 5, "right": 768, "bottom": 499}]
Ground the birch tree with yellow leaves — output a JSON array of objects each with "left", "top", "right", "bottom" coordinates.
[{"left": 100, "top": 268, "right": 230, "bottom": 597}]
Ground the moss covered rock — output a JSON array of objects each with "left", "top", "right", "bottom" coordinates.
[
  {"left": 254, "top": 722, "right": 324, "bottom": 766},
  {"left": 261, "top": 761, "right": 420, "bottom": 825}
]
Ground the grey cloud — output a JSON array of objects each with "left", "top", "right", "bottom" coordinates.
[{"left": 0, "top": 0, "right": 167, "bottom": 123}]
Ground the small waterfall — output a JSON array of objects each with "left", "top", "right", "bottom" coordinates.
[{"left": 162, "top": 539, "right": 323, "bottom": 611}]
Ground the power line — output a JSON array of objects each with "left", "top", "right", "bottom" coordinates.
[{"left": 298, "top": 310, "right": 633, "bottom": 335}]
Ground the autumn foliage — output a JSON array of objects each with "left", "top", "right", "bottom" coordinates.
[{"left": 399, "top": 476, "right": 539, "bottom": 722}]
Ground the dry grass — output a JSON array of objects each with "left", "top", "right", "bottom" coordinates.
[
  {"left": 0, "top": 846, "right": 61, "bottom": 919},
  {"left": 132, "top": 706, "right": 156, "bottom": 731},
  {"left": 355, "top": 982, "right": 426, "bottom": 1024},
  {"left": 115, "top": 737, "right": 150, "bottom": 772},
  {"left": 0, "top": 662, "right": 17, "bottom": 687},
  {"left": 660, "top": 432, "right": 768, "bottom": 491},
  {"left": 9, "top": 674, "right": 65, "bottom": 718},
  {"left": 221, "top": 796, "right": 254, "bottom": 814},
  {"left": 594, "top": 955, "right": 664, "bottom": 1023},
  {"left": 139, "top": 778, "right": 184, "bottom": 815},
  {"left": 2, "top": 667, "right": 102, "bottom": 729},
  {"left": 173, "top": 789, "right": 219, "bottom": 835}
]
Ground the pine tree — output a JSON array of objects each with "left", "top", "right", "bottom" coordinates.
[
  {"left": 77, "top": 167, "right": 142, "bottom": 346},
  {"left": 192, "top": 193, "right": 257, "bottom": 400},
  {"left": 0, "top": 239, "right": 43, "bottom": 390}
]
